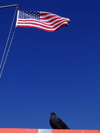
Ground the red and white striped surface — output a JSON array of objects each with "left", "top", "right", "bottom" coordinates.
[{"left": 0, "top": 128, "right": 99, "bottom": 133}]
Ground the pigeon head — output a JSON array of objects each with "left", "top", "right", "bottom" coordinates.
[{"left": 50, "top": 112, "right": 56, "bottom": 116}]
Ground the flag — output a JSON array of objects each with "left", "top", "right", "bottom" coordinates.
[{"left": 16, "top": 10, "right": 70, "bottom": 32}]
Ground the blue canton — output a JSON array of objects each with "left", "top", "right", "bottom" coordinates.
[{"left": 18, "top": 11, "right": 40, "bottom": 20}]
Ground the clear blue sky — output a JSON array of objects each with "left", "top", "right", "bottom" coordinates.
[{"left": 0, "top": 0, "right": 100, "bottom": 130}]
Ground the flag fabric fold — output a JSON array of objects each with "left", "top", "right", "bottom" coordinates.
[{"left": 16, "top": 10, "right": 70, "bottom": 32}]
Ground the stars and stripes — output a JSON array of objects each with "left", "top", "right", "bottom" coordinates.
[{"left": 16, "top": 10, "right": 70, "bottom": 32}]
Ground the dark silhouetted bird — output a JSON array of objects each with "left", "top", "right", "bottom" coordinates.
[{"left": 49, "top": 112, "right": 70, "bottom": 129}]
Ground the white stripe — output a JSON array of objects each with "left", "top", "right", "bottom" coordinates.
[{"left": 38, "top": 129, "right": 52, "bottom": 133}]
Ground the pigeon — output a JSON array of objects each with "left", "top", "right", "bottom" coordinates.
[{"left": 49, "top": 112, "right": 70, "bottom": 129}]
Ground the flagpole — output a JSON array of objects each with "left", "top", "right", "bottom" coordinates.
[{"left": 0, "top": 4, "right": 18, "bottom": 9}]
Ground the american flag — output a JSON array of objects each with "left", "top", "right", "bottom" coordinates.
[{"left": 16, "top": 10, "right": 70, "bottom": 32}]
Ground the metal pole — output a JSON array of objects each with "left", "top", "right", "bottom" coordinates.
[{"left": 0, "top": 4, "right": 18, "bottom": 9}]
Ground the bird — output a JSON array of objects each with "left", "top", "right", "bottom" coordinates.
[{"left": 49, "top": 112, "right": 70, "bottom": 129}]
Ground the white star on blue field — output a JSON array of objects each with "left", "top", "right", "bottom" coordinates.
[{"left": 0, "top": 0, "right": 100, "bottom": 130}]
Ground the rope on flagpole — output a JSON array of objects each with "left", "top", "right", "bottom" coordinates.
[
  {"left": 0, "top": 27, "right": 16, "bottom": 78},
  {"left": 0, "top": 7, "right": 17, "bottom": 77},
  {"left": 0, "top": 7, "right": 17, "bottom": 68}
]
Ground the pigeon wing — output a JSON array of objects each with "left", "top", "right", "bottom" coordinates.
[{"left": 57, "top": 117, "right": 70, "bottom": 129}]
